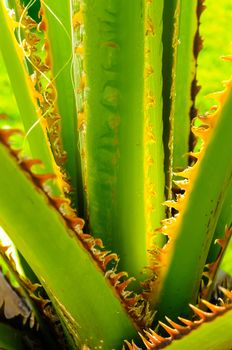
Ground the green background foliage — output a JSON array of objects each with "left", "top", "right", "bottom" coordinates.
[{"left": 196, "top": 0, "right": 232, "bottom": 112}]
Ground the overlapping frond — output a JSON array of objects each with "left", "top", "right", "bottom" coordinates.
[
  {"left": 124, "top": 288, "right": 232, "bottom": 349},
  {"left": 0, "top": 122, "right": 153, "bottom": 330}
]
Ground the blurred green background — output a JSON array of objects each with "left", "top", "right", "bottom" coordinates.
[
  {"left": 0, "top": 0, "right": 231, "bottom": 124},
  {"left": 196, "top": 0, "right": 232, "bottom": 112}
]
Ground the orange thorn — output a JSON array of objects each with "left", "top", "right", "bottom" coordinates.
[
  {"left": 0, "top": 129, "right": 23, "bottom": 144},
  {"left": 125, "top": 295, "right": 140, "bottom": 307},
  {"left": 65, "top": 215, "right": 85, "bottom": 230},
  {"left": 84, "top": 238, "right": 95, "bottom": 250},
  {"left": 178, "top": 317, "right": 194, "bottom": 327},
  {"left": 165, "top": 316, "right": 189, "bottom": 332},
  {"left": 188, "top": 151, "right": 200, "bottom": 159},
  {"left": 174, "top": 167, "right": 193, "bottom": 179},
  {"left": 37, "top": 20, "right": 46, "bottom": 31},
  {"left": 0, "top": 245, "right": 11, "bottom": 254},
  {"left": 215, "top": 238, "right": 226, "bottom": 248},
  {"left": 139, "top": 332, "right": 154, "bottom": 349},
  {"left": 124, "top": 340, "right": 136, "bottom": 350},
  {"left": 51, "top": 196, "right": 70, "bottom": 209},
  {"left": 215, "top": 228, "right": 232, "bottom": 248},
  {"left": 144, "top": 330, "right": 161, "bottom": 345},
  {"left": 159, "top": 321, "right": 180, "bottom": 337},
  {"left": 32, "top": 173, "right": 56, "bottom": 186},
  {"left": 201, "top": 299, "right": 225, "bottom": 314},
  {"left": 218, "top": 286, "right": 232, "bottom": 300},
  {"left": 163, "top": 200, "right": 180, "bottom": 211},
  {"left": 21, "top": 159, "right": 43, "bottom": 170},
  {"left": 221, "top": 55, "right": 232, "bottom": 62},
  {"left": 102, "top": 253, "right": 119, "bottom": 270},
  {"left": 148, "top": 328, "right": 166, "bottom": 342},
  {"left": 110, "top": 271, "right": 128, "bottom": 285},
  {"left": 116, "top": 277, "right": 135, "bottom": 294},
  {"left": 191, "top": 125, "right": 209, "bottom": 139},
  {"left": 206, "top": 91, "right": 224, "bottom": 103},
  {"left": 124, "top": 340, "right": 133, "bottom": 350},
  {"left": 78, "top": 233, "right": 92, "bottom": 241},
  {"left": 94, "top": 238, "right": 104, "bottom": 249},
  {"left": 189, "top": 304, "right": 211, "bottom": 320},
  {"left": 95, "top": 250, "right": 109, "bottom": 259}
]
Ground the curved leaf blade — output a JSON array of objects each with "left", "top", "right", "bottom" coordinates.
[
  {"left": 0, "top": 140, "right": 139, "bottom": 349},
  {"left": 150, "top": 84, "right": 232, "bottom": 322}
]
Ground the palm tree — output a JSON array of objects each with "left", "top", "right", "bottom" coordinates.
[{"left": 0, "top": 0, "right": 231, "bottom": 349}]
